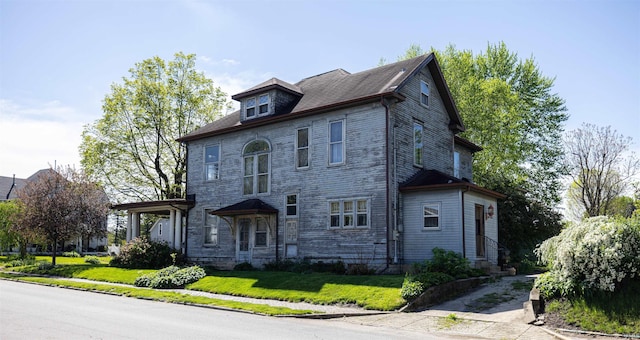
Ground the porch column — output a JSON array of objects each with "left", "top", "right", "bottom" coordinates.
[
  {"left": 126, "top": 212, "right": 132, "bottom": 242},
  {"left": 169, "top": 209, "right": 176, "bottom": 249},
  {"left": 175, "top": 209, "right": 183, "bottom": 252},
  {"left": 132, "top": 212, "right": 140, "bottom": 239}
]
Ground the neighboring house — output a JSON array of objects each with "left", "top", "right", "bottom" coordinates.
[
  {"left": 0, "top": 169, "right": 108, "bottom": 253},
  {"left": 176, "top": 53, "right": 504, "bottom": 271}
]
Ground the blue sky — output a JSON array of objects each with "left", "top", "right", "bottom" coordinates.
[{"left": 1, "top": 0, "right": 638, "bottom": 178}]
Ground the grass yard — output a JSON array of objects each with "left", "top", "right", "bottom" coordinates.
[
  {"left": 187, "top": 271, "right": 405, "bottom": 311},
  {"left": 546, "top": 280, "right": 640, "bottom": 335}
]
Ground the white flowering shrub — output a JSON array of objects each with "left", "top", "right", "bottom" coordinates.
[{"left": 535, "top": 216, "right": 640, "bottom": 297}]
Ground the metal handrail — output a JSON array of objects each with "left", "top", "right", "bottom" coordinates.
[{"left": 482, "top": 235, "right": 509, "bottom": 266}]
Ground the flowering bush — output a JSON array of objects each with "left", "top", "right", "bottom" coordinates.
[
  {"left": 135, "top": 265, "right": 206, "bottom": 289},
  {"left": 535, "top": 216, "right": 640, "bottom": 296}
]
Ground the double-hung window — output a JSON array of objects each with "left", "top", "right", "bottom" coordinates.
[
  {"left": 258, "top": 94, "right": 269, "bottom": 114},
  {"left": 328, "top": 198, "right": 369, "bottom": 228},
  {"left": 329, "top": 120, "right": 345, "bottom": 165},
  {"left": 423, "top": 203, "right": 440, "bottom": 229},
  {"left": 414, "top": 122, "right": 423, "bottom": 167},
  {"left": 255, "top": 217, "right": 268, "bottom": 247},
  {"left": 420, "top": 80, "right": 429, "bottom": 106},
  {"left": 246, "top": 98, "right": 256, "bottom": 118},
  {"left": 205, "top": 145, "right": 220, "bottom": 180},
  {"left": 296, "top": 128, "right": 310, "bottom": 168},
  {"left": 286, "top": 194, "right": 298, "bottom": 217},
  {"left": 204, "top": 210, "right": 219, "bottom": 245},
  {"left": 245, "top": 94, "right": 270, "bottom": 119},
  {"left": 243, "top": 140, "right": 271, "bottom": 195}
]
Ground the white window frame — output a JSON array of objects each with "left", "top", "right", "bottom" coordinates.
[
  {"left": 453, "top": 151, "right": 460, "bottom": 178},
  {"left": 413, "top": 122, "right": 423, "bottom": 167},
  {"left": 243, "top": 140, "right": 271, "bottom": 195},
  {"left": 258, "top": 94, "right": 269, "bottom": 115},
  {"left": 285, "top": 194, "right": 298, "bottom": 218},
  {"left": 423, "top": 203, "right": 441, "bottom": 230},
  {"left": 296, "top": 127, "right": 310, "bottom": 169},
  {"left": 328, "top": 119, "right": 345, "bottom": 165},
  {"left": 420, "top": 80, "right": 430, "bottom": 107},
  {"left": 204, "top": 144, "right": 220, "bottom": 181},
  {"left": 204, "top": 209, "right": 219, "bottom": 246},
  {"left": 245, "top": 94, "right": 270, "bottom": 120},
  {"left": 254, "top": 217, "right": 268, "bottom": 247},
  {"left": 245, "top": 97, "right": 256, "bottom": 119},
  {"left": 328, "top": 198, "right": 369, "bottom": 229}
]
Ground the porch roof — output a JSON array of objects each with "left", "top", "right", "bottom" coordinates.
[
  {"left": 111, "top": 198, "right": 195, "bottom": 215},
  {"left": 211, "top": 199, "right": 278, "bottom": 217},
  {"left": 400, "top": 169, "right": 506, "bottom": 199}
]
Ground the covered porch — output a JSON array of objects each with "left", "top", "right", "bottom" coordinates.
[{"left": 112, "top": 199, "right": 194, "bottom": 252}]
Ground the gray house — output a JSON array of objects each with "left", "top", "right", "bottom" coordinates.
[{"left": 178, "top": 54, "right": 504, "bottom": 271}]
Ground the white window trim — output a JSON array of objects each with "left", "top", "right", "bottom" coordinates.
[
  {"left": 328, "top": 119, "right": 346, "bottom": 166},
  {"left": 295, "top": 127, "right": 310, "bottom": 169},
  {"left": 203, "top": 209, "right": 219, "bottom": 246},
  {"left": 420, "top": 80, "right": 430, "bottom": 107},
  {"left": 285, "top": 193, "right": 299, "bottom": 218},
  {"left": 204, "top": 144, "right": 221, "bottom": 181},
  {"left": 245, "top": 94, "right": 270, "bottom": 120},
  {"left": 242, "top": 140, "right": 271, "bottom": 196},
  {"left": 413, "top": 121, "right": 423, "bottom": 167},
  {"left": 328, "top": 198, "right": 370, "bottom": 229},
  {"left": 423, "top": 202, "right": 441, "bottom": 230},
  {"left": 254, "top": 216, "right": 269, "bottom": 248}
]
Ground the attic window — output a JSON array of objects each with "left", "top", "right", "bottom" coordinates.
[
  {"left": 245, "top": 94, "right": 270, "bottom": 119},
  {"left": 258, "top": 94, "right": 269, "bottom": 114},
  {"left": 420, "top": 80, "right": 429, "bottom": 106},
  {"left": 246, "top": 98, "right": 256, "bottom": 118}
]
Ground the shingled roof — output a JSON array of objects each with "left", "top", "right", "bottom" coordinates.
[
  {"left": 400, "top": 169, "right": 505, "bottom": 199},
  {"left": 178, "top": 53, "right": 464, "bottom": 142}
]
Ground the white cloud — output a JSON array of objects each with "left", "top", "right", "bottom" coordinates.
[
  {"left": 0, "top": 99, "right": 83, "bottom": 178},
  {"left": 221, "top": 59, "right": 239, "bottom": 66}
]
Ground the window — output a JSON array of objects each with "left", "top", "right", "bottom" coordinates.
[
  {"left": 414, "top": 122, "right": 423, "bottom": 167},
  {"left": 328, "top": 198, "right": 369, "bottom": 228},
  {"left": 205, "top": 145, "right": 220, "bottom": 180},
  {"left": 423, "top": 203, "right": 440, "bottom": 229},
  {"left": 286, "top": 194, "right": 298, "bottom": 217},
  {"left": 255, "top": 217, "right": 268, "bottom": 247},
  {"left": 296, "top": 128, "right": 309, "bottom": 168},
  {"left": 204, "top": 210, "right": 219, "bottom": 245},
  {"left": 246, "top": 98, "right": 256, "bottom": 118},
  {"left": 258, "top": 94, "right": 269, "bottom": 114},
  {"left": 453, "top": 151, "right": 460, "bottom": 178},
  {"left": 243, "top": 140, "right": 271, "bottom": 195},
  {"left": 420, "top": 80, "right": 429, "bottom": 106},
  {"left": 329, "top": 120, "right": 344, "bottom": 165}
]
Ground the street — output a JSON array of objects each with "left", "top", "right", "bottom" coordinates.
[{"left": 0, "top": 280, "right": 445, "bottom": 340}]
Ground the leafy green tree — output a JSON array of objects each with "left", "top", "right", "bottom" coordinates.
[
  {"left": 564, "top": 123, "right": 639, "bottom": 217},
  {"left": 0, "top": 200, "right": 21, "bottom": 254},
  {"left": 81, "top": 52, "right": 229, "bottom": 201},
  {"left": 392, "top": 42, "right": 568, "bottom": 205}
]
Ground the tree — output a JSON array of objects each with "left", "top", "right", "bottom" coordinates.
[
  {"left": 565, "top": 123, "right": 639, "bottom": 217},
  {"left": 15, "top": 167, "right": 109, "bottom": 265},
  {"left": 0, "top": 200, "right": 21, "bottom": 255},
  {"left": 80, "top": 52, "right": 229, "bottom": 202},
  {"left": 392, "top": 43, "right": 568, "bottom": 205}
]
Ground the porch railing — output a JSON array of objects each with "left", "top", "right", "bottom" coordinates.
[{"left": 481, "top": 235, "right": 509, "bottom": 266}]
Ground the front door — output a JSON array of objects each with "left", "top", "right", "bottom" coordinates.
[
  {"left": 475, "top": 205, "right": 485, "bottom": 257},
  {"left": 237, "top": 218, "right": 252, "bottom": 263}
]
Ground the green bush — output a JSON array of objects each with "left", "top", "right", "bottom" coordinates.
[
  {"left": 110, "top": 237, "right": 181, "bottom": 269},
  {"left": 4, "top": 254, "right": 36, "bottom": 268},
  {"left": 135, "top": 265, "right": 206, "bottom": 289},
  {"left": 84, "top": 256, "right": 101, "bottom": 265},
  {"left": 401, "top": 275, "right": 425, "bottom": 301},
  {"left": 62, "top": 251, "right": 81, "bottom": 257},
  {"left": 535, "top": 216, "right": 640, "bottom": 296},
  {"left": 263, "top": 259, "right": 346, "bottom": 274},
  {"left": 37, "top": 262, "right": 54, "bottom": 270},
  {"left": 233, "top": 262, "right": 255, "bottom": 271}
]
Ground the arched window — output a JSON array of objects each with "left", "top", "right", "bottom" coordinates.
[{"left": 243, "top": 140, "right": 271, "bottom": 195}]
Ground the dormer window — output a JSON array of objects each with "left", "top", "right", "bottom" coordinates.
[{"left": 245, "top": 94, "right": 270, "bottom": 120}]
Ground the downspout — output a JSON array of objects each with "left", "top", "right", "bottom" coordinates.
[
  {"left": 6, "top": 175, "right": 16, "bottom": 200},
  {"left": 183, "top": 142, "right": 189, "bottom": 257},
  {"left": 381, "top": 96, "right": 392, "bottom": 269},
  {"left": 275, "top": 212, "right": 279, "bottom": 263}
]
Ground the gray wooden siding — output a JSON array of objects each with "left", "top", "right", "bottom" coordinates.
[
  {"left": 401, "top": 190, "right": 463, "bottom": 263},
  {"left": 186, "top": 103, "right": 390, "bottom": 268},
  {"left": 454, "top": 145, "right": 474, "bottom": 181}
]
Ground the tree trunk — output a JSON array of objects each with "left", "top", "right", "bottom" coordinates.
[{"left": 51, "top": 238, "right": 57, "bottom": 266}]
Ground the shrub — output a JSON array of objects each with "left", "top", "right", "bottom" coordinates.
[
  {"left": 37, "top": 262, "right": 54, "bottom": 270},
  {"left": 110, "top": 237, "right": 181, "bottom": 269},
  {"left": 401, "top": 275, "right": 425, "bottom": 301},
  {"left": 62, "top": 251, "right": 81, "bottom": 257},
  {"left": 536, "top": 216, "right": 640, "bottom": 296},
  {"left": 263, "top": 259, "right": 346, "bottom": 274},
  {"left": 4, "top": 254, "right": 36, "bottom": 267},
  {"left": 233, "top": 262, "right": 255, "bottom": 271},
  {"left": 135, "top": 265, "right": 206, "bottom": 289},
  {"left": 84, "top": 256, "right": 101, "bottom": 265}
]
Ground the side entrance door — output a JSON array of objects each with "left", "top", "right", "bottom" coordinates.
[
  {"left": 475, "top": 204, "right": 485, "bottom": 257},
  {"left": 237, "top": 218, "right": 252, "bottom": 263}
]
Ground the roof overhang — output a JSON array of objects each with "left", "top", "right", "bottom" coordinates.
[
  {"left": 211, "top": 199, "right": 278, "bottom": 217},
  {"left": 111, "top": 199, "right": 195, "bottom": 215},
  {"left": 400, "top": 183, "right": 506, "bottom": 199}
]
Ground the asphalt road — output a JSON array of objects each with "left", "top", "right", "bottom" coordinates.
[{"left": 0, "top": 280, "right": 446, "bottom": 340}]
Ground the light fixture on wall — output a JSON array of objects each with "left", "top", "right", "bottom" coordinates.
[{"left": 486, "top": 204, "right": 495, "bottom": 219}]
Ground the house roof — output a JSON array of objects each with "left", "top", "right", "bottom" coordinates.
[
  {"left": 454, "top": 135, "right": 483, "bottom": 153},
  {"left": 111, "top": 198, "right": 195, "bottom": 215},
  {"left": 211, "top": 198, "right": 278, "bottom": 217},
  {"left": 0, "top": 169, "right": 54, "bottom": 201},
  {"left": 400, "top": 169, "right": 505, "bottom": 199},
  {"left": 178, "top": 53, "right": 465, "bottom": 142}
]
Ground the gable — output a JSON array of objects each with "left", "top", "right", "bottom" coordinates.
[{"left": 178, "top": 54, "right": 464, "bottom": 142}]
